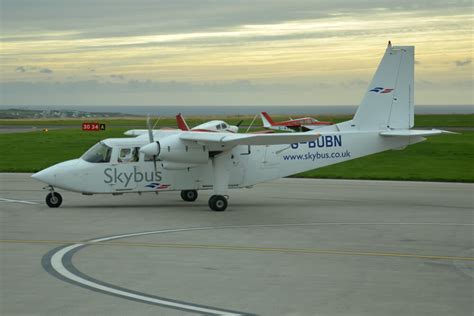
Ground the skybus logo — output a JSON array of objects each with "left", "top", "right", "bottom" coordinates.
[
  {"left": 104, "top": 167, "right": 162, "bottom": 187},
  {"left": 370, "top": 87, "right": 394, "bottom": 94},
  {"left": 291, "top": 135, "right": 342, "bottom": 149}
]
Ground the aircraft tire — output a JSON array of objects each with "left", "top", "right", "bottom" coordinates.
[
  {"left": 208, "top": 195, "right": 227, "bottom": 212},
  {"left": 46, "top": 192, "right": 62, "bottom": 208},
  {"left": 181, "top": 190, "right": 198, "bottom": 202}
]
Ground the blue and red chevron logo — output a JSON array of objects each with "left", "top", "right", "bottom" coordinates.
[
  {"left": 370, "top": 87, "right": 394, "bottom": 94},
  {"left": 145, "top": 182, "right": 170, "bottom": 190}
]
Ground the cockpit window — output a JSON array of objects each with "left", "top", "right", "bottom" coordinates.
[{"left": 82, "top": 142, "right": 112, "bottom": 163}]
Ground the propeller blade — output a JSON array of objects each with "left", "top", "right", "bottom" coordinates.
[
  {"left": 236, "top": 119, "right": 244, "bottom": 127},
  {"left": 152, "top": 117, "right": 161, "bottom": 129},
  {"left": 146, "top": 114, "right": 154, "bottom": 143},
  {"left": 153, "top": 155, "right": 157, "bottom": 172}
]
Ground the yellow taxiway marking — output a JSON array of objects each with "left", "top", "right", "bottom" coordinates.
[{"left": 1, "top": 239, "right": 473, "bottom": 262}]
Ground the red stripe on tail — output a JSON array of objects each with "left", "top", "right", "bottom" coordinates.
[
  {"left": 261, "top": 112, "right": 275, "bottom": 125},
  {"left": 176, "top": 113, "right": 190, "bottom": 131}
]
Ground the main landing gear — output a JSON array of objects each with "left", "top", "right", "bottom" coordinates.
[
  {"left": 180, "top": 190, "right": 228, "bottom": 211},
  {"left": 180, "top": 190, "right": 198, "bottom": 202},
  {"left": 45, "top": 186, "right": 62, "bottom": 208},
  {"left": 208, "top": 195, "right": 228, "bottom": 212}
]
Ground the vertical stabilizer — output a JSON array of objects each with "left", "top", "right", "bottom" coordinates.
[
  {"left": 260, "top": 112, "right": 275, "bottom": 127},
  {"left": 353, "top": 42, "right": 414, "bottom": 130},
  {"left": 176, "top": 113, "right": 190, "bottom": 131}
]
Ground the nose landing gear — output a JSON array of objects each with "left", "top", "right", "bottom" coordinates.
[{"left": 44, "top": 186, "right": 62, "bottom": 208}]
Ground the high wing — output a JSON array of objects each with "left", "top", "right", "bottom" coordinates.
[
  {"left": 380, "top": 129, "right": 456, "bottom": 137},
  {"left": 179, "top": 130, "right": 320, "bottom": 147}
]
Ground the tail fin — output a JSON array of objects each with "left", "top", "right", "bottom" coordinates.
[
  {"left": 176, "top": 113, "right": 190, "bottom": 131},
  {"left": 260, "top": 112, "right": 275, "bottom": 127},
  {"left": 353, "top": 42, "right": 414, "bottom": 130}
]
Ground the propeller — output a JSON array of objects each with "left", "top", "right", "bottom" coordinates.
[
  {"left": 140, "top": 114, "right": 161, "bottom": 172},
  {"left": 147, "top": 114, "right": 154, "bottom": 143},
  {"left": 235, "top": 119, "right": 244, "bottom": 127}
]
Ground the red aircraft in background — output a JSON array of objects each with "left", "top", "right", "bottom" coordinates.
[{"left": 260, "top": 112, "right": 333, "bottom": 132}]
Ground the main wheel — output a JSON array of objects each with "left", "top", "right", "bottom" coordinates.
[
  {"left": 208, "top": 195, "right": 227, "bottom": 212},
  {"left": 46, "top": 192, "right": 62, "bottom": 208},
  {"left": 180, "top": 190, "right": 198, "bottom": 202}
]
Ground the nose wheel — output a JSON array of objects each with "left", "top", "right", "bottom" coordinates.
[
  {"left": 208, "top": 195, "right": 228, "bottom": 212},
  {"left": 46, "top": 192, "right": 62, "bottom": 208}
]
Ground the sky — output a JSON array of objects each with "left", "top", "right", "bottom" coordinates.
[{"left": 1, "top": 0, "right": 473, "bottom": 106}]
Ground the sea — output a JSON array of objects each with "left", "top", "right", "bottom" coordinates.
[{"left": 1, "top": 105, "right": 473, "bottom": 116}]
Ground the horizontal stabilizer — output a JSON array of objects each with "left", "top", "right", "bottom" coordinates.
[
  {"left": 180, "top": 131, "right": 320, "bottom": 146},
  {"left": 380, "top": 129, "right": 456, "bottom": 137}
]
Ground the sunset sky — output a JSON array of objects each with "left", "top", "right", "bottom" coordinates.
[{"left": 1, "top": 0, "right": 472, "bottom": 106}]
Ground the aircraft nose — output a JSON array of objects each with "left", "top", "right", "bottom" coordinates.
[{"left": 31, "top": 167, "right": 56, "bottom": 185}]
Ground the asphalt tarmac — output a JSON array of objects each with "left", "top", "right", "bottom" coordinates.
[{"left": 1, "top": 173, "right": 473, "bottom": 316}]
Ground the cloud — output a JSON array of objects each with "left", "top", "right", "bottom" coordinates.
[
  {"left": 14, "top": 66, "right": 53, "bottom": 74},
  {"left": 1, "top": 78, "right": 472, "bottom": 106},
  {"left": 341, "top": 79, "right": 368, "bottom": 88},
  {"left": 110, "top": 74, "right": 125, "bottom": 80},
  {"left": 39, "top": 68, "right": 53, "bottom": 74},
  {"left": 455, "top": 59, "right": 472, "bottom": 67},
  {"left": 2, "top": 0, "right": 472, "bottom": 42}
]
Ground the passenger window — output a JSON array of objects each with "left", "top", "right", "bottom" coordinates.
[
  {"left": 119, "top": 147, "right": 139, "bottom": 163},
  {"left": 216, "top": 124, "right": 221, "bottom": 130}
]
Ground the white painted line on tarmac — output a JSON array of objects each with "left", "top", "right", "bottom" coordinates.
[
  {"left": 0, "top": 197, "right": 38, "bottom": 205},
  {"left": 45, "top": 223, "right": 474, "bottom": 315},
  {"left": 48, "top": 227, "right": 250, "bottom": 315}
]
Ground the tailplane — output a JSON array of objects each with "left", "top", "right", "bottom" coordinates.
[{"left": 353, "top": 42, "right": 414, "bottom": 130}]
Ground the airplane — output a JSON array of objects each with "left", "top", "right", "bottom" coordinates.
[
  {"left": 31, "top": 42, "right": 452, "bottom": 211},
  {"left": 260, "top": 112, "right": 333, "bottom": 132},
  {"left": 124, "top": 113, "right": 244, "bottom": 136}
]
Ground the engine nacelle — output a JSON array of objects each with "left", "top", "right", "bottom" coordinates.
[{"left": 157, "top": 134, "right": 209, "bottom": 164}]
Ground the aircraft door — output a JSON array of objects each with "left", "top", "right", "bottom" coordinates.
[
  {"left": 263, "top": 145, "right": 281, "bottom": 168},
  {"left": 261, "top": 145, "right": 284, "bottom": 180},
  {"left": 229, "top": 145, "right": 250, "bottom": 186}
]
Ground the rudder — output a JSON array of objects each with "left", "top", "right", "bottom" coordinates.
[{"left": 353, "top": 42, "right": 414, "bottom": 130}]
